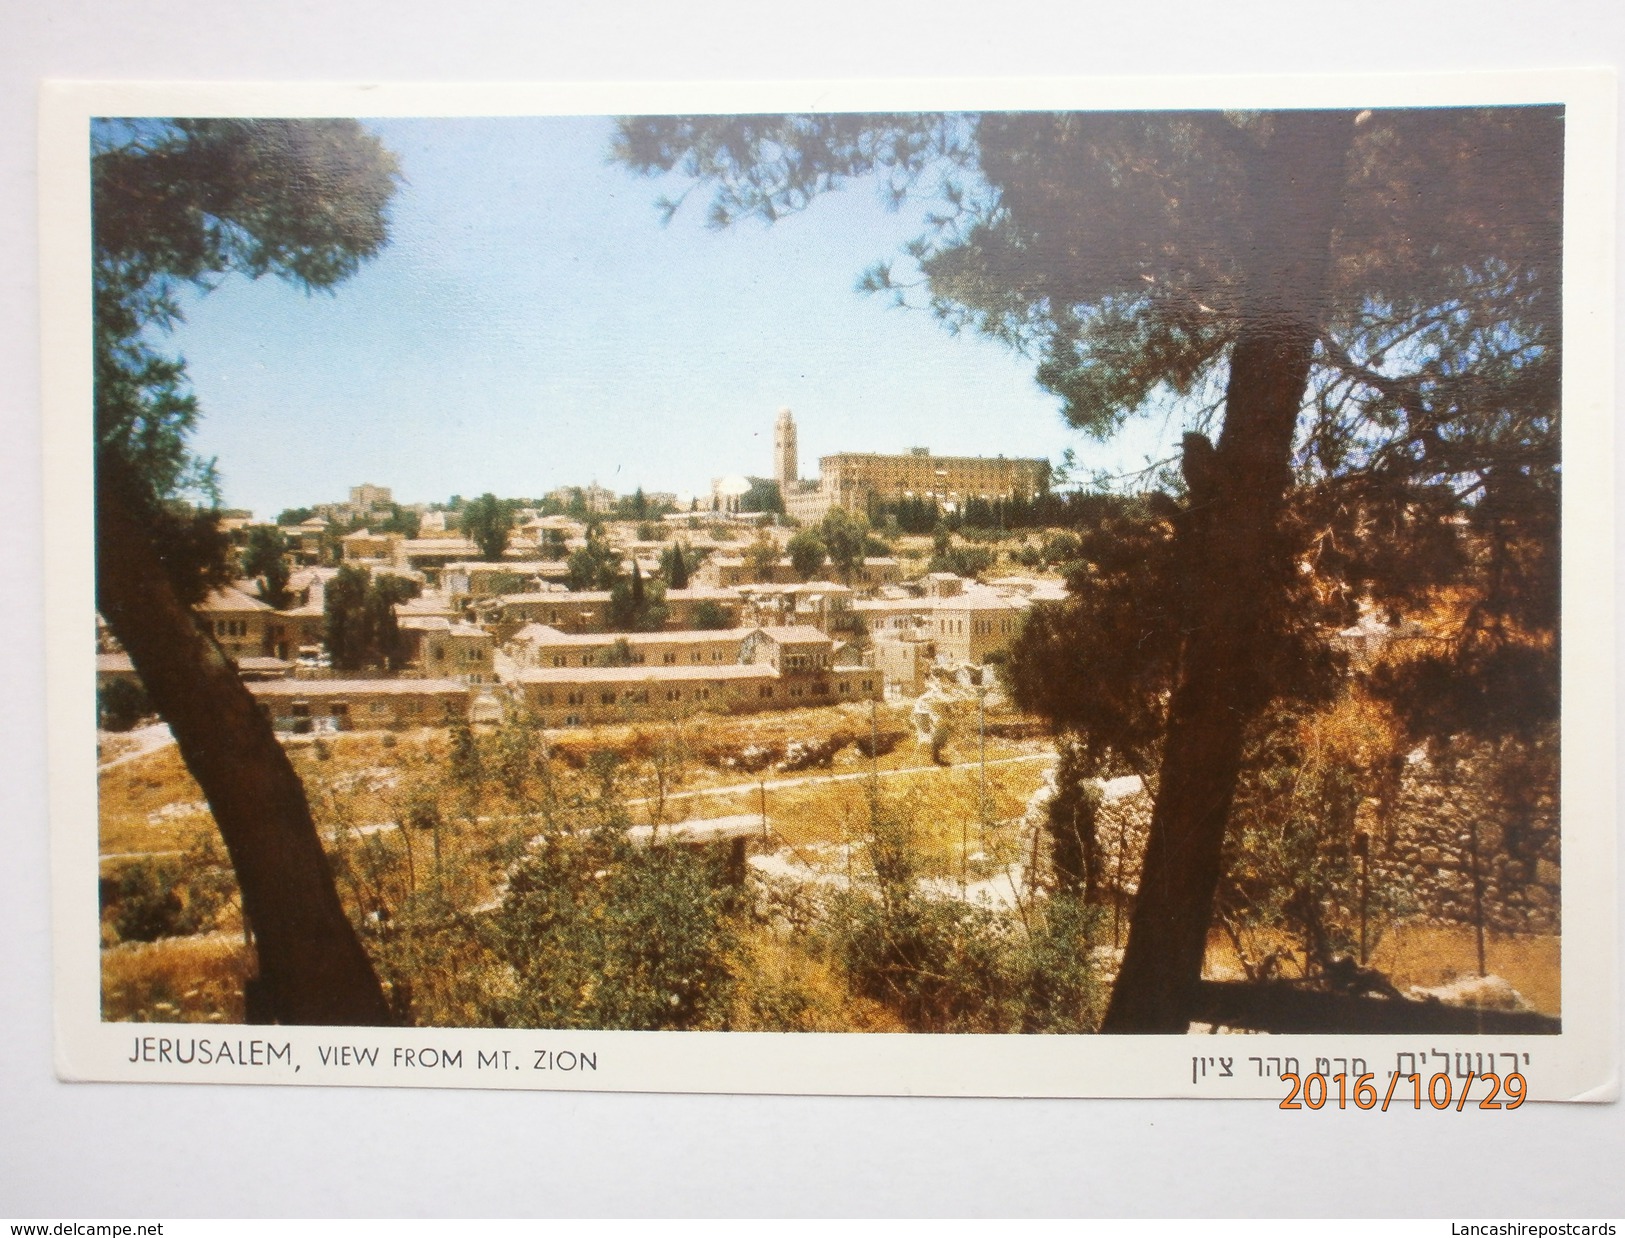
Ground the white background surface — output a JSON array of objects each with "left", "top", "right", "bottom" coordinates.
[{"left": 3, "top": 0, "right": 1622, "bottom": 1218}]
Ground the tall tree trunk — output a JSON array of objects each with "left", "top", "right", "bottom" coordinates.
[
  {"left": 97, "top": 461, "right": 394, "bottom": 1025},
  {"left": 1102, "top": 113, "right": 1355, "bottom": 1033}
]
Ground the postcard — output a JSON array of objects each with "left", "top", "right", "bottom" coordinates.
[{"left": 42, "top": 73, "right": 1616, "bottom": 1099}]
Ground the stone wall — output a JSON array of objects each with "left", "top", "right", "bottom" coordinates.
[{"left": 1081, "top": 736, "right": 1559, "bottom": 937}]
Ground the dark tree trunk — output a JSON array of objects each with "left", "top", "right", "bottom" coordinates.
[
  {"left": 97, "top": 462, "right": 395, "bottom": 1026},
  {"left": 1102, "top": 113, "right": 1356, "bottom": 1033}
]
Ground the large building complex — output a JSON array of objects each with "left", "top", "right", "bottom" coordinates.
[
  {"left": 817, "top": 448, "right": 1049, "bottom": 512},
  {"left": 772, "top": 409, "right": 1049, "bottom": 523}
]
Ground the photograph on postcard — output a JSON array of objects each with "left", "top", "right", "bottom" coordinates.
[{"left": 44, "top": 78, "right": 1615, "bottom": 1098}]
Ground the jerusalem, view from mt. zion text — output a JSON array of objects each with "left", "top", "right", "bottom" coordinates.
[{"left": 92, "top": 110, "right": 1562, "bottom": 1036}]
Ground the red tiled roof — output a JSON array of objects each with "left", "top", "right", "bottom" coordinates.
[{"left": 197, "top": 585, "right": 273, "bottom": 613}]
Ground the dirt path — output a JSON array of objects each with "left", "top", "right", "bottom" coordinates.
[
  {"left": 100, "top": 749, "right": 1061, "bottom": 861},
  {"left": 624, "top": 751, "right": 1057, "bottom": 807},
  {"left": 97, "top": 723, "right": 176, "bottom": 770}
]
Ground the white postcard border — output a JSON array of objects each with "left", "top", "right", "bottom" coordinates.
[{"left": 42, "top": 71, "right": 1618, "bottom": 1100}]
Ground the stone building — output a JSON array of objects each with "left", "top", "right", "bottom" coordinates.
[
  {"left": 399, "top": 617, "right": 496, "bottom": 685},
  {"left": 509, "top": 625, "right": 750, "bottom": 670},
  {"left": 816, "top": 448, "right": 1049, "bottom": 515},
  {"left": 248, "top": 677, "right": 468, "bottom": 733},
  {"left": 487, "top": 586, "right": 743, "bottom": 634},
  {"left": 856, "top": 580, "right": 1029, "bottom": 693},
  {"left": 696, "top": 555, "right": 901, "bottom": 590},
  {"left": 442, "top": 561, "right": 570, "bottom": 600},
  {"left": 511, "top": 634, "right": 882, "bottom": 726},
  {"left": 340, "top": 528, "right": 398, "bottom": 564},
  {"left": 196, "top": 585, "right": 279, "bottom": 660},
  {"left": 736, "top": 581, "right": 854, "bottom": 633},
  {"left": 349, "top": 483, "right": 393, "bottom": 516}
]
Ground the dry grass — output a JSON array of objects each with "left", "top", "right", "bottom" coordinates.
[
  {"left": 96, "top": 733, "right": 142, "bottom": 763},
  {"left": 727, "top": 926, "right": 906, "bottom": 1032},
  {"left": 101, "top": 931, "right": 249, "bottom": 1023},
  {"left": 98, "top": 745, "right": 211, "bottom": 855},
  {"left": 762, "top": 763, "right": 1046, "bottom": 873},
  {"left": 1370, "top": 924, "right": 1560, "bottom": 1015},
  {"left": 1202, "top": 924, "right": 1560, "bottom": 1016}
]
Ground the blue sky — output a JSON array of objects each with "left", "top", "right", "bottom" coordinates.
[{"left": 168, "top": 116, "right": 1179, "bottom": 519}]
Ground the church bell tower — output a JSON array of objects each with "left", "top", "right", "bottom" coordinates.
[{"left": 773, "top": 406, "right": 798, "bottom": 486}]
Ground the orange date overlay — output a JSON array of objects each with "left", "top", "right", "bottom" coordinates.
[{"left": 1279, "top": 1070, "right": 1528, "bottom": 1110}]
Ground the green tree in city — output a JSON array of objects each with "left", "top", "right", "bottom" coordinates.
[
  {"left": 376, "top": 504, "right": 422, "bottom": 539},
  {"left": 786, "top": 528, "right": 827, "bottom": 581},
  {"left": 662, "top": 542, "right": 691, "bottom": 589},
  {"left": 567, "top": 525, "right": 622, "bottom": 591},
  {"left": 744, "top": 532, "right": 780, "bottom": 582},
  {"left": 691, "top": 599, "right": 731, "bottom": 630},
  {"left": 607, "top": 561, "right": 669, "bottom": 632},
  {"left": 323, "top": 566, "right": 421, "bottom": 672},
  {"left": 462, "top": 492, "right": 513, "bottom": 562},
  {"left": 94, "top": 118, "right": 400, "bottom": 1024},
  {"left": 242, "top": 525, "right": 293, "bottom": 609},
  {"left": 819, "top": 507, "right": 870, "bottom": 583}
]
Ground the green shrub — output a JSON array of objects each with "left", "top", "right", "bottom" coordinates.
[
  {"left": 98, "top": 678, "right": 151, "bottom": 731},
  {"left": 929, "top": 545, "right": 996, "bottom": 579},
  {"left": 490, "top": 822, "right": 737, "bottom": 1030},
  {"left": 101, "top": 853, "right": 234, "bottom": 944},
  {"left": 819, "top": 789, "right": 1105, "bottom": 1033}
]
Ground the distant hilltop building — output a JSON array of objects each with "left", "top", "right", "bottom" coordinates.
[
  {"left": 547, "top": 482, "right": 617, "bottom": 515},
  {"left": 349, "top": 483, "right": 393, "bottom": 515}
]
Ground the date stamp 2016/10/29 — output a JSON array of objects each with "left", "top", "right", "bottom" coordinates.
[{"left": 1280, "top": 1070, "right": 1528, "bottom": 1111}]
